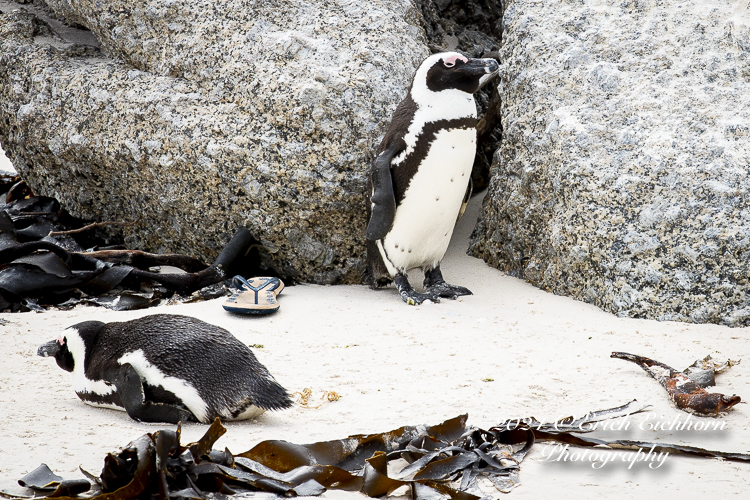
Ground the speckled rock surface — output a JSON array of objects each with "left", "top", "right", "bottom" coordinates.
[
  {"left": 0, "top": 0, "right": 427, "bottom": 283},
  {"left": 470, "top": 0, "right": 750, "bottom": 326}
]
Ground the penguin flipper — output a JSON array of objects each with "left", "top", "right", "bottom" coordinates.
[
  {"left": 365, "top": 142, "right": 402, "bottom": 241},
  {"left": 457, "top": 177, "right": 473, "bottom": 221},
  {"left": 365, "top": 238, "right": 392, "bottom": 287},
  {"left": 110, "top": 364, "right": 196, "bottom": 424}
]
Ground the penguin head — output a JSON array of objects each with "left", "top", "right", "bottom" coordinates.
[
  {"left": 38, "top": 335, "right": 74, "bottom": 372},
  {"left": 414, "top": 52, "right": 500, "bottom": 96},
  {"left": 37, "top": 321, "right": 105, "bottom": 373}
]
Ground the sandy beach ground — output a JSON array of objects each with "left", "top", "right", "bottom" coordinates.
[
  {"left": 1, "top": 192, "right": 749, "bottom": 498},
  {"left": 1, "top": 145, "right": 14, "bottom": 173}
]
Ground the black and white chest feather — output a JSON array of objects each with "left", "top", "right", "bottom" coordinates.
[
  {"left": 370, "top": 52, "right": 497, "bottom": 273},
  {"left": 380, "top": 52, "right": 484, "bottom": 203}
]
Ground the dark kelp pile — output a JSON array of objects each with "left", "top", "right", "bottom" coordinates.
[
  {"left": 611, "top": 352, "right": 742, "bottom": 415},
  {"left": 11, "top": 402, "right": 750, "bottom": 500},
  {"left": 0, "top": 175, "right": 260, "bottom": 312},
  {"left": 12, "top": 415, "right": 531, "bottom": 500}
]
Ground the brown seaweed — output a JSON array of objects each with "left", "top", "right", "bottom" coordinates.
[
  {"left": 47, "top": 218, "right": 140, "bottom": 237},
  {"left": 80, "top": 249, "right": 207, "bottom": 273},
  {"left": 12, "top": 415, "right": 532, "bottom": 499},
  {"left": 682, "top": 355, "right": 739, "bottom": 388},
  {"left": 0, "top": 214, "right": 255, "bottom": 311},
  {"left": 497, "top": 399, "right": 750, "bottom": 462},
  {"left": 4, "top": 178, "right": 33, "bottom": 203},
  {"left": 1, "top": 177, "right": 273, "bottom": 311},
  {"left": 611, "top": 352, "right": 741, "bottom": 415},
  {"left": 498, "top": 399, "right": 651, "bottom": 435},
  {"left": 18, "top": 463, "right": 64, "bottom": 490},
  {"left": 12, "top": 405, "right": 750, "bottom": 500}
]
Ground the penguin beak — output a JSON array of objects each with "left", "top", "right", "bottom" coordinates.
[
  {"left": 475, "top": 58, "right": 500, "bottom": 74},
  {"left": 38, "top": 340, "right": 61, "bottom": 357},
  {"left": 473, "top": 58, "right": 500, "bottom": 88}
]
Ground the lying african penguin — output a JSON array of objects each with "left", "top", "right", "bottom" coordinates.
[
  {"left": 365, "top": 51, "right": 500, "bottom": 305},
  {"left": 38, "top": 314, "right": 292, "bottom": 424}
]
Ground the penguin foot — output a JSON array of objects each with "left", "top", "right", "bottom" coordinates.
[
  {"left": 427, "top": 282, "right": 473, "bottom": 300},
  {"left": 394, "top": 274, "right": 439, "bottom": 305},
  {"left": 423, "top": 267, "right": 473, "bottom": 300}
]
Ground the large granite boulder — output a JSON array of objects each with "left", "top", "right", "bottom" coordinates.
[
  {"left": 470, "top": 0, "right": 750, "bottom": 325},
  {"left": 0, "top": 0, "right": 427, "bottom": 283}
]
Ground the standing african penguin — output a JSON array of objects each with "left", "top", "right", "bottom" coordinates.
[
  {"left": 365, "top": 52, "right": 500, "bottom": 305},
  {"left": 37, "top": 314, "right": 292, "bottom": 424}
]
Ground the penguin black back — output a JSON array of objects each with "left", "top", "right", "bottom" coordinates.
[{"left": 38, "top": 314, "right": 292, "bottom": 423}]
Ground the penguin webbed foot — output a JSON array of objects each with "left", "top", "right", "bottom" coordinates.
[
  {"left": 394, "top": 274, "right": 439, "bottom": 306},
  {"left": 424, "top": 267, "right": 472, "bottom": 300},
  {"left": 112, "top": 364, "right": 196, "bottom": 424},
  {"left": 132, "top": 402, "right": 196, "bottom": 424}
]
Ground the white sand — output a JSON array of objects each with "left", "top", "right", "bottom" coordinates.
[
  {"left": 2, "top": 194, "right": 749, "bottom": 497},
  {"left": 0, "top": 144, "right": 15, "bottom": 173}
]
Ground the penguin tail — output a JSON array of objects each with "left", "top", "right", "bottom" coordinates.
[
  {"left": 367, "top": 274, "right": 393, "bottom": 288},
  {"left": 364, "top": 239, "right": 392, "bottom": 288},
  {"left": 252, "top": 378, "right": 294, "bottom": 411}
]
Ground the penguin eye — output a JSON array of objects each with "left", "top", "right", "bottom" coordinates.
[
  {"left": 442, "top": 55, "right": 467, "bottom": 68},
  {"left": 57, "top": 335, "right": 66, "bottom": 345}
]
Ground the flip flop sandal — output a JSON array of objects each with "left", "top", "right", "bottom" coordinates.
[
  {"left": 247, "top": 276, "right": 284, "bottom": 296},
  {"left": 222, "top": 276, "right": 284, "bottom": 314}
]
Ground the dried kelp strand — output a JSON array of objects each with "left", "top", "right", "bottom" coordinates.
[
  {"left": 17, "top": 464, "right": 63, "bottom": 490},
  {"left": 529, "top": 429, "right": 750, "bottom": 463},
  {"left": 495, "top": 399, "right": 650, "bottom": 434},
  {"left": 362, "top": 452, "right": 407, "bottom": 497},
  {"left": 46, "top": 480, "right": 91, "bottom": 498},
  {"left": 683, "top": 355, "right": 740, "bottom": 388},
  {"left": 413, "top": 452, "right": 481, "bottom": 481},
  {"left": 0, "top": 188, "right": 263, "bottom": 312},
  {"left": 395, "top": 446, "right": 473, "bottom": 480},
  {"left": 611, "top": 352, "right": 741, "bottom": 415},
  {"left": 188, "top": 418, "right": 227, "bottom": 461}
]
